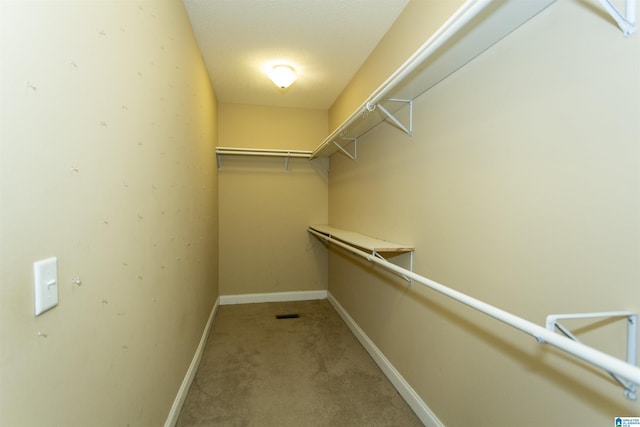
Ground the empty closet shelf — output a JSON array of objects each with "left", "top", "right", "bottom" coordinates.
[{"left": 308, "top": 225, "right": 413, "bottom": 254}]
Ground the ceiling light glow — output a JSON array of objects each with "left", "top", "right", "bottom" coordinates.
[{"left": 268, "top": 65, "right": 296, "bottom": 89}]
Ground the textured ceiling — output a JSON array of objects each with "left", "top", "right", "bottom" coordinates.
[{"left": 183, "top": 0, "right": 409, "bottom": 110}]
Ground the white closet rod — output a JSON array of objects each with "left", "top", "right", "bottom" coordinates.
[
  {"left": 216, "top": 147, "right": 312, "bottom": 158},
  {"left": 308, "top": 228, "right": 640, "bottom": 387},
  {"left": 310, "top": 0, "right": 492, "bottom": 159}
]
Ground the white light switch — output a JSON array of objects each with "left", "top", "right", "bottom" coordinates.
[{"left": 34, "top": 257, "right": 58, "bottom": 316}]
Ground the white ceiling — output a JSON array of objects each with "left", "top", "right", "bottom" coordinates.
[{"left": 183, "top": 0, "right": 410, "bottom": 110}]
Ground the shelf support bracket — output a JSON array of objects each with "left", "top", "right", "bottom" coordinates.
[
  {"left": 377, "top": 99, "right": 413, "bottom": 137},
  {"left": 371, "top": 250, "right": 414, "bottom": 285},
  {"left": 598, "top": 0, "right": 637, "bottom": 36},
  {"left": 545, "top": 311, "right": 638, "bottom": 400},
  {"left": 333, "top": 138, "right": 357, "bottom": 160},
  {"left": 216, "top": 153, "right": 222, "bottom": 170}
]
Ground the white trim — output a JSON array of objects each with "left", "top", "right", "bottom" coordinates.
[
  {"left": 219, "top": 290, "right": 328, "bottom": 305},
  {"left": 327, "top": 291, "right": 444, "bottom": 427},
  {"left": 164, "top": 297, "right": 220, "bottom": 427}
]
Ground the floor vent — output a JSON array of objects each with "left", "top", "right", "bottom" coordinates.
[{"left": 275, "top": 314, "right": 300, "bottom": 319}]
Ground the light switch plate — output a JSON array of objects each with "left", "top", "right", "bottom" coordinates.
[{"left": 34, "top": 257, "right": 58, "bottom": 316}]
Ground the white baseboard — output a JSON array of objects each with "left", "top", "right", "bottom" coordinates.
[
  {"left": 164, "top": 297, "right": 220, "bottom": 427},
  {"left": 219, "top": 290, "right": 328, "bottom": 305},
  {"left": 327, "top": 291, "right": 444, "bottom": 427}
]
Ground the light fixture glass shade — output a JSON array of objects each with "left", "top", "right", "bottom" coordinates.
[{"left": 268, "top": 65, "right": 296, "bottom": 89}]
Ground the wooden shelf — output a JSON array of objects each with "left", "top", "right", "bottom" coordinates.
[{"left": 308, "top": 225, "right": 413, "bottom": 253}]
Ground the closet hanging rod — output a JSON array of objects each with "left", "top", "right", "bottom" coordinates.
[
  {"left": 216, "top": 147, "right": 312, "bottom": 158},
  {"left": 308, "top": 228, "right": 640, "bottom": 388}
]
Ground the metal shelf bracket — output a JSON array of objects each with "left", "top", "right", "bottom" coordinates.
[
  {"left": 598, "top": 0, "right": 637, "bottom": 36},
  {"left": 377, "top": 99, "right": 413, "bottom": 137},
  {"left": 545, "top": 311, "right": 638, "bottom": 400},
  {"left": 371, "top": 250, "right": 414, "bottom": 285},
  {"left": 332, "top": 138, "right": 357, "bottom": 160}
]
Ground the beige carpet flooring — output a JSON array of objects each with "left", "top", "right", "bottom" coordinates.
[{"left": 176, "top": 299, "right": 423, "bottom": 426}]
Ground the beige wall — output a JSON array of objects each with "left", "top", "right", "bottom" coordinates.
[
  {"left": 0, "top": 2, "right": 219, "bottom": 426},
  {"left": 218, "top": 104, "right": 328, "bottom": 296},
  {"left": 328, "top": 1, "right": 640, "bottom": 425}
]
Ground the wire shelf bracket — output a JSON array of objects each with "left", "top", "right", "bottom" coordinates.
[
  {"left": 546, "top": 311, "right": 638, "bottom": 400},
  {"left": 372, "top": 250, "right": 415, "bottom": 285},
  {"left": 374, "top": 99, "right": 413, "bottom": 137},
  {"left": 598, "top": 0, "right": 637, "bottom": 36},
  {"left": 333, "top": 138, "right": 357, "bottom": 160}
]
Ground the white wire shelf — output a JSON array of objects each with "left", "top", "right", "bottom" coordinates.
[{"left": 310, "top": 0, "right": 636, "bottom": 160}]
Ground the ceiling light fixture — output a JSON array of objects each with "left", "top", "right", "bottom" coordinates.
[{"left": 268, "top": 65, "right": 296, "bottom": 89}]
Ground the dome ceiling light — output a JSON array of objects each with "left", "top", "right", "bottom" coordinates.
[{"left": 268, "top": 64, "right": 296, "bottom": 89}]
